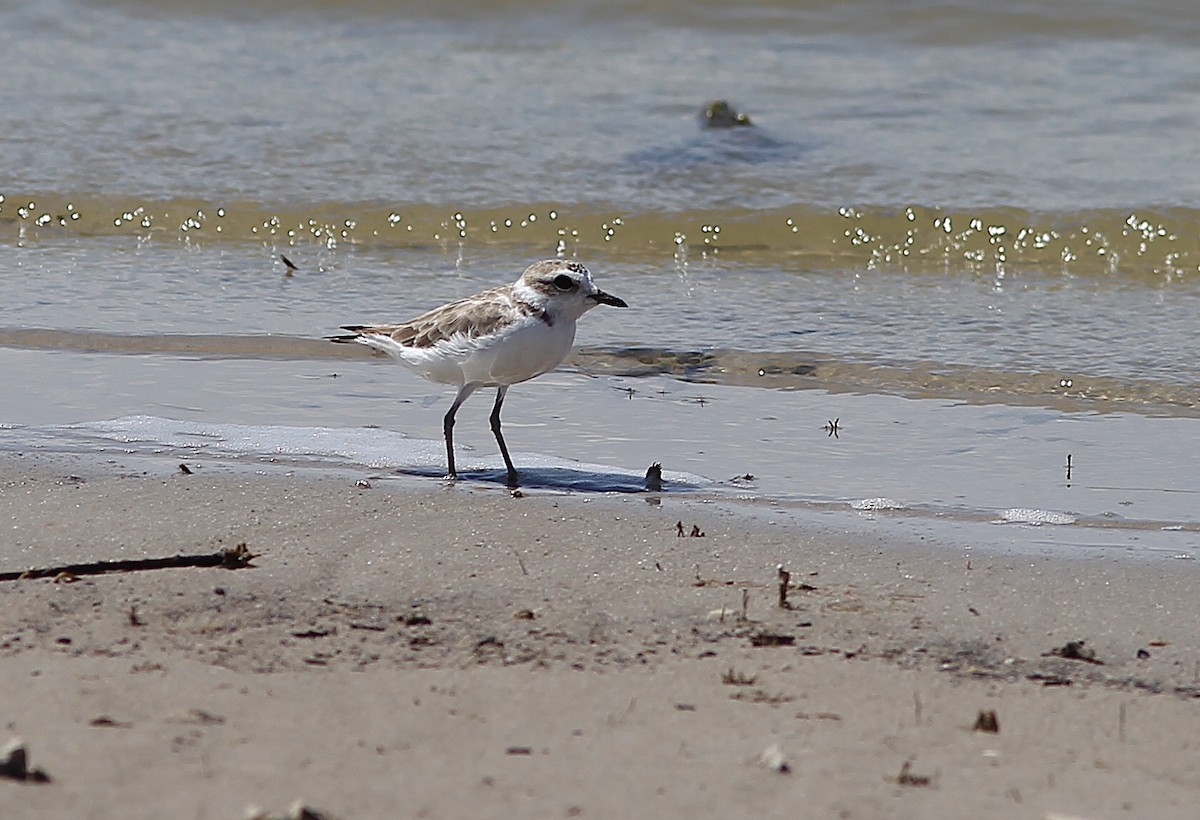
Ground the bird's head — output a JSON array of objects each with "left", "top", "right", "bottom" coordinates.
[{"left": 517, "top": 259, "right": 628, "bottom": 320}]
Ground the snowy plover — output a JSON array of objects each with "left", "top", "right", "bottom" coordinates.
[{"left": 329, "top": 259, "right": 627, "bottom": 484}]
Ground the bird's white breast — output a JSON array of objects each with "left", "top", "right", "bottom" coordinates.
[
  {"left": 367, "top": 313, "right": 578, "bottom": 388},
  {"left": 462, "top": 314, "right": 578, "bottom": 386}
]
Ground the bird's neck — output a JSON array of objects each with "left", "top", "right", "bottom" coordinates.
[{"left": 511, "top": 283, "right": 555, "bottom": 327}]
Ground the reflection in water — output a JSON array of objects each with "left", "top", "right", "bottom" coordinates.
[
  {"left": 2, "top": 328, "right": 1197, "bottom": 415},
  {"left": 6, "top": 411, "right": 1199, "bottom": 560}
]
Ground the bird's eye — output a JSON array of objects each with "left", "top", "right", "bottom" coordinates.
[{"left": 552, "top": 274, "right": 575, "bottom": 291}]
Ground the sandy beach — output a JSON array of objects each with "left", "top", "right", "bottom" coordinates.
[
  {"left": 1, "top": 453, "right": 1198, "bottom": 819},
  {"left": 8, "top": 0, "right": 1200, "bottom": 816}
]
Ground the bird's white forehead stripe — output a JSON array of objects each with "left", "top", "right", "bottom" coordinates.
[{"left": 566, "top": 262, "right": 593, "bottom": 285}]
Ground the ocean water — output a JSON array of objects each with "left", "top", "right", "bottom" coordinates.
[{"left": 2, "top": 0, "right": 1198, "bottom": 557}]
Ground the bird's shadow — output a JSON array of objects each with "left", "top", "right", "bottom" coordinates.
[{"left": 396, "top": 466, "right": 694, "bottom": 494}]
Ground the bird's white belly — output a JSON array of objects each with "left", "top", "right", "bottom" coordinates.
[
  {"left": 388, "top": 318, "right": 576, "bottom": 387},
  {"left": 464, "top": 319, "right": 576, "bottom": 386}
]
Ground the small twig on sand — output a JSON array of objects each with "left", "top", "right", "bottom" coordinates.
[
  {"left": 509, "top": 547, "right": 529, "bottom": 576},
  {"left": 896, "top": 760, "right": 931, "bottom": 787},
  {"left": 721, "top": 668, "right": 757, "bottom": 686}
]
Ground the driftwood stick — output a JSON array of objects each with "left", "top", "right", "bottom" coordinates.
[{"left": 0, "top": 543, "right": 257, "bottom": 582}]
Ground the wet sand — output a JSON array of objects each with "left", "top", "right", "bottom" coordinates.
[{"left": 2, "top": 453, "right": 1200, "bottom": 819}]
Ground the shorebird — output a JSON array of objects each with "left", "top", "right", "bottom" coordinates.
[{"left": 329, "top": 259, "right": 627, "bottom": 484}]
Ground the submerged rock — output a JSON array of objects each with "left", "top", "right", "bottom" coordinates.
[{"left": 701, "top": 99, "right": 754, "bottom": 128}]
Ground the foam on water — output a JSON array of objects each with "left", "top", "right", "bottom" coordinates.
[
  {"left": 851, "top": 498, "right": 906, "bottom": 511},
  {"left": 996, "top": 508, "right": 1079, "bottom": 526}
]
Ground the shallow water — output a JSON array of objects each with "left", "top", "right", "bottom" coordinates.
[
  {"left": 6, "top": 355, "right": 1198, "bottom": 560},
  {"left": 3, "top": 0, "right": 1199, "bottom": 559}
]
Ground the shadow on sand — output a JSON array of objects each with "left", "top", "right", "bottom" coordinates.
[{"left": 395, "top": 465, "right": 697, "bottom": 494}]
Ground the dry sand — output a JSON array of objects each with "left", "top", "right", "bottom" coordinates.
[{"left": 2, "top": 453, "right": 1199, "bottom": 819}]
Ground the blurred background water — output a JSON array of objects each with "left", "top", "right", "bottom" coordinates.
[{"left": 3, "top": 0, "right": 1198, "bottom": 556}]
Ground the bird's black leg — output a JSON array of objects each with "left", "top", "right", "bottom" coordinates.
[
  {"left": 443, "top": 384, "right": 478, "bottom": 480},
  {"left": 489, "top": 386, "right": 519, "bottom": 486}
]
